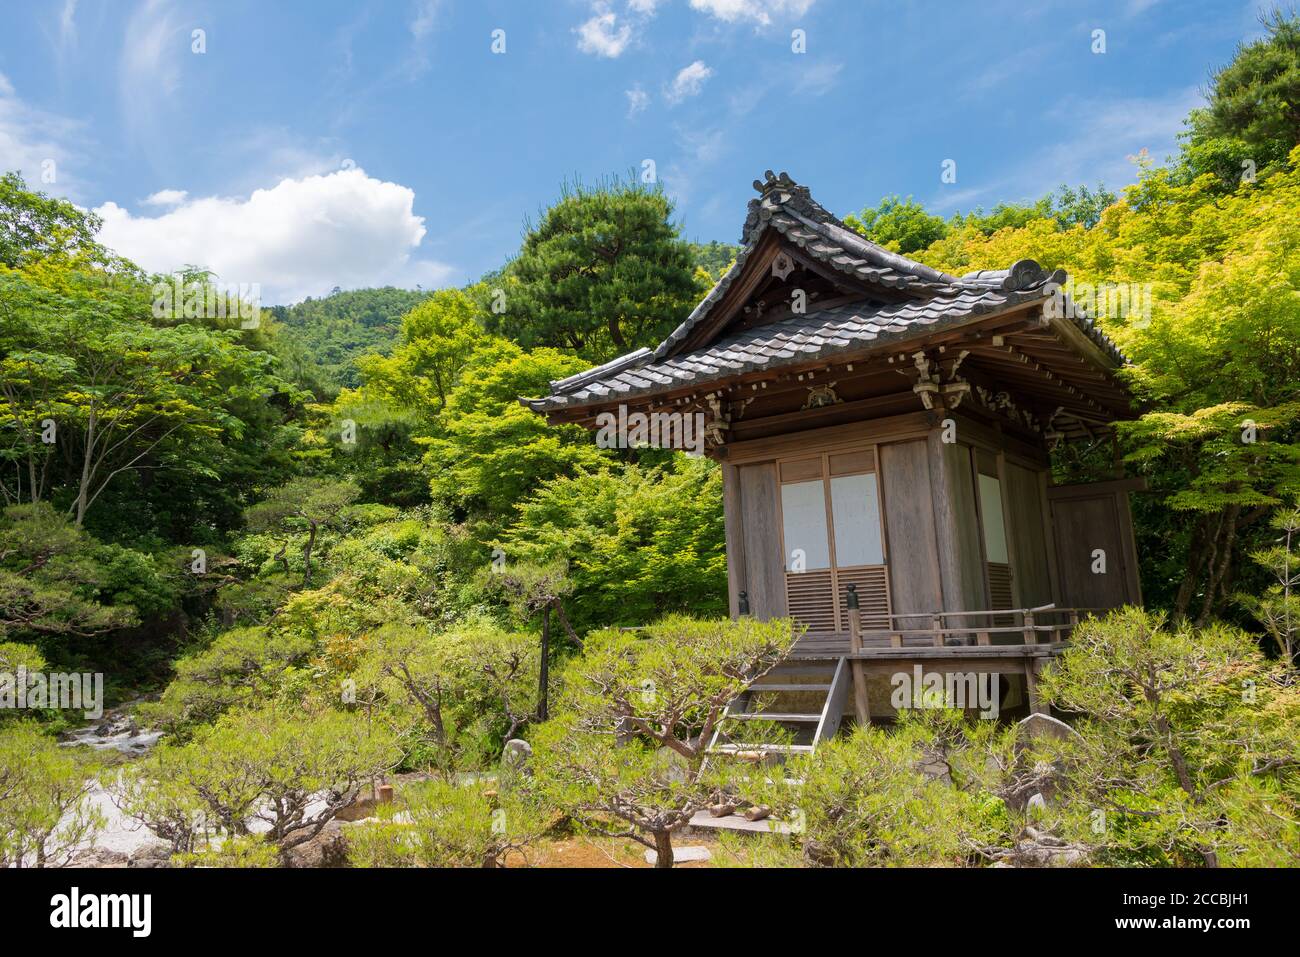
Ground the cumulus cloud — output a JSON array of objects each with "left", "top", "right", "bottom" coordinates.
[
  {"left": 576, "top": 7, "right": 633, "bottom": 58},
  {"left": 689, "top": 0, "right": 815, "bottom": 26},
  {"left": 95, "top": 169, "right": 455, "bottom": 304},
  {"left": 666, "top": 61, "right": 714, "bottom": 104},
  {"left": 142, "top": 188, "right": 188, "bottom": 206}
]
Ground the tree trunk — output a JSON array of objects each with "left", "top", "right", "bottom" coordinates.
[
  {"left": 74, "top": 404, "right": 96, "bottom": 527},
  {"left": 1197, "top": 506, "right": 1239, "bottom": 626},
  {"left": 303, "top": 521, "right": 317, "bottom": 586},
  {"left": 537, "top": 605, "right": 551, "bottom": 721},
  {"left": 653, "top": 830, "right": 674, "bottom": 868}
]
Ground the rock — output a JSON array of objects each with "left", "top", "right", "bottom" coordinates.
[
  {"left": 282, "top": 819, "right": 349, "bottom": 868},
  {"left": 644, "top": 845, "right": 712, "bottom": 866},
  {"left": 128, "top": 844, "right": 172, "bottom": 868},
  {"left": 742, "top": 805, "right": 772, "bottom": 822},
  {"left": 503, "top": 738, "right": 532, "bottom": 766},
  {"left": 708, "top": 803, "right": 736, "bottom": 818},
  {"left": 68, "top": 847, "right": 130, "bottom": 868},
  {"left": 985, "top": 827, "right": 1090, "bottom": 867},
  {"left": 1015, "top": 713, "right": 1082, "bottom": 749},
  {"left": 501, "top": 739, "right": 532, "bottom": 783}
]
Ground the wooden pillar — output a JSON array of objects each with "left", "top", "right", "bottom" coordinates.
[
  {"left": 1024, "top": 658, "right": 1046, "bottom": 715},
  {"left": 846, "top": 584, "right": 871, "bottom": 725}
]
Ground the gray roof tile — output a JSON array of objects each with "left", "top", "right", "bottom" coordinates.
[{"left": 525, "top": 171, "right": 1127, "bottom": 413}]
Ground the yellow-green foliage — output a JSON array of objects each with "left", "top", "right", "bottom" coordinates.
[{"left": 348, "top": 778, "right": 545, "bottom": 868}]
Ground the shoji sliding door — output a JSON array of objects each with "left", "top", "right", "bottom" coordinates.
[{"left": 777, "top": 449, "right": 890, "bottom": 635}]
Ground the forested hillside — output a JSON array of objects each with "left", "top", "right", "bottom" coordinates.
[
  {"left": 1, "top": 12, "right": 1299, "bottom": 870},
  {"left": 268, "top": 287, "right": 431, "bottom": 395}
]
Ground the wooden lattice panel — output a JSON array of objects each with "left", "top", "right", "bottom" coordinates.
[
  {"left": 987, "top": 561, "right": 1014, "bottom": 627},
  {"left": 785, "top": 568, "right": 836, "bottom": 633}
]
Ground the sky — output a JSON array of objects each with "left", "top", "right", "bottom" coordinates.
[{"left": 0, "top": 0, "right": 1276, "bottom": 304}]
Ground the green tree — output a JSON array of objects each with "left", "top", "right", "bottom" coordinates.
[
  {"left": 245, "top": 478, "right": 361, "bottom": 586},
  {"left": 116, "top": 705, "right": 398, "bottom": 861},
  {"left": 0, "top": 503, "right": 153, "bottom": 642},
  {"left": 489, "top": 178, "right": 700, "bottom": 362},
  {"left": 1185, "top": 9, "right": 1300, "bottom": 185},
  {"left": 268, "top": 286, "right": 431, "bottom": 393},
  {"left": 1039, "top": 607, "right": 1300, "bottom": 867},
  {"left": 844, "top": 194, "right": 949, "bottom": 253},
  {"left": 353, "top": 621, "right": 541, "bottom": 775},
  {"left": 0, "top": 723, "right": 103, "bottom": 867},
  {"left": 0, "top": 171, "right": 106, "bottom": 268},
  {"left": 348, "top": 778, "right": 544, "bottom": 867},
  {"left": 531, "top": 616, "right": 794, "bottom": 867},
  {"left": 498, "top": 457, "right": 728, "bottom": 631},
  {"left": 421, "top": 343, "right": 609, "bottom": 520},
  {"left": 1238, "top": 502, "right": 1300, "bottom": 665}
]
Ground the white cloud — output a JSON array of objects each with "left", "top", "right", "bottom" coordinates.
[
  {"left": 95, "top": 169, "right": 455, "bottom": 304},
  {"left": 576, "top": 7, "right": 633, "bottom": 58},
  {"left": 626, "top": 84, "right": 650, "bottom": 117},
  {"left": 628, "top": 0, "right": 662, "bottom": 12},
  {"left": 793, "top": 60, "right": 842, "bottom": 96},
  {"left": 0, "top": 73, "right": 84, "bottom": 195},
  {"left": 142, "top": 188, "right": 188, "bottom": 206},
  {"left": 118, "top": 0, "right": 186, "bottom": 147},
  {"left": 689, "top": 0, "right": 815, "bottom": 26},
  {"left": 59, "top": 0, "right": 78, "bottom": 48},
  {"left": 666, "top": 60, "right": 714, "bottom": 104},
  {"left": 410, "top": 0, "right": 440, "bottom": 39}
]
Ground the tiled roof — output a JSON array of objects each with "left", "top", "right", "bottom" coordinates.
[
  {"left": 525, "top": 171, "right": 1126, "bottom": 414},
  {"left": 530, "top": 288, "right": 1045, "bottom": 412}
]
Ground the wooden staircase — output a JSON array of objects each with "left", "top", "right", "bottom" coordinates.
[
  {"left": 693, "top": 657, "right": 850, "bottom": 834},
  {"left": 705, "top": 656, "right": 851, "bottom": 763}
]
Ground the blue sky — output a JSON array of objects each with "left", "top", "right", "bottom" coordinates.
[{"left": 0, "top": 0, "right": 1273, "bottom": 303}]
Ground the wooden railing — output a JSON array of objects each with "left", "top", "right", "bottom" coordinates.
[{"left": 844, "top": 586, "right": 1096, "bottom": 648}]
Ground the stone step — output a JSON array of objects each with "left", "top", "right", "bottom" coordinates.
[
  {"left": 688, "top": 810, "right": 792, "bottom": 834},
  {"left": 708, "top": 743, "right": 813, "bottom": 755}
]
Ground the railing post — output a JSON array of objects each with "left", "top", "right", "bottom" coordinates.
[
  {"left": 846, "top": 584, "right": 871, "bottom": 725},
  {"left": 932, "top": 612, "right": 944, "bottom": 648},
  {"left": 1022, "top": 609, "right": 1036, "bottom": 646}
]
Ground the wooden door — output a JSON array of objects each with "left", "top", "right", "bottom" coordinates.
[{"left": 1047, "top": 479, "right": 1144, "bottom": 611}]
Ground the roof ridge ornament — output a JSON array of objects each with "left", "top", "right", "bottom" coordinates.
[{"left": 743, "top": 169, "right": 838, "bottom": 242}]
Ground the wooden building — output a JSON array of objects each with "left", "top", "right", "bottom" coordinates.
[{"left": 524, "top": 171, "right": 1141, "bottom": 742}]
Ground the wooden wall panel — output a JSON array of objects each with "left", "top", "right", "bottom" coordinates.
[
  {"left": 736, "top": 462, "right": 787, "bottom": 619},
  {"left": 1005, "top": 462, "right": 1054, "bottom": 607},
  {"left": 1048, "top": 483, "right": 1142, "bottom": 610},
  {"left": 722, "top": 463, "right": 746, "bottom": 618},
  {"left": 930, "top": 437, "right": 987, "bottom": 613},
  {"left": 880, "top": 440, "right": 943, "bottom": 625}
]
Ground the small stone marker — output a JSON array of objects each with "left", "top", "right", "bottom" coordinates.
[
  {"left": 502, "top": 738, "right": 533, "bottom": 773},
  {"left": 644, "top": 845, "right": 712, "bottom": 865}
]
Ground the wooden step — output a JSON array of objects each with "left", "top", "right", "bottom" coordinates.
[
  {"left": 748, "top": 683, "right": 831, "bottom": 692},
  {"left": 728, "top": 712, "right": 822, "bottom": 723}
]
